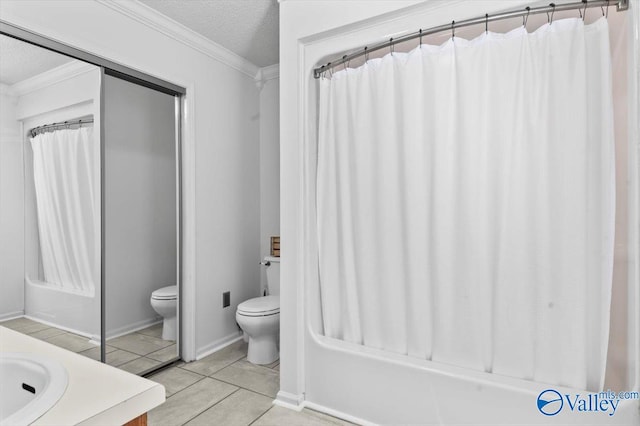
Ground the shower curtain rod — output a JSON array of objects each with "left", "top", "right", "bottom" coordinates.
[
  {"left": 30, "top": 118, "right": 94, "bottom": 138},
  {"left": 313, "top": 0, "right": 628, "bottom": 78}
]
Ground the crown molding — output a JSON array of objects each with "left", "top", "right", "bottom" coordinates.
[
  {"left": 0, "top": 83, "right": 16, "bottom": 97},
  {"left": 10, "top": 60, "right": 96, "bottom": 97},
  {"left": 254, "top": 64, "right": 279, "bottom": 90},
  {"left": 261, "top": 64, "right": 280, "bottom": 81},
  {"left": 97, "top": 0, "right": 260, "bottom": 79}
]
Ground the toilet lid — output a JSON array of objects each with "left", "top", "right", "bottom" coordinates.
[
  {"left": 237, "top": 295, "right": 279, "bottom": 316},
  {"left": 152, "top": 285, "right": 177, "bottom": 300}
]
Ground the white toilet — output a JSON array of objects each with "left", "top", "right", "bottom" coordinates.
[
  {"left": 236, "top": 256, "right": 280, "bottom": 365},
  {"left": 150, "top": 285, "right": 177, "bottom": 341}
]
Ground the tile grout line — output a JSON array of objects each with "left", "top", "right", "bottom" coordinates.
[
  {"left": 205, "top": 375, "right": 277, "bottom": 400},
  {"left": 111, "top": 352, "right": 146, "bottom": 368},
  {"left": 156, "top": 373, "right": 207, "bottom": 400},
  {"left": 215, "top": 359, "right": 281, "bottom": 378},
  {"left": 146, "top": 342, "right": 177, "bottom": 358},
  {"left": 178, "top": 387, "right": 242, "bottom": 425},
  {"left": 242, "top": 397, "right": 275, "bottom": 426},
  {"left": 248, "top": 405, "right": 275, "bottom": 426},
  {"left": 224, "top": 357, "right": 279, "bottom": 374},
  {"left": 175, "top": 355, "right": 245, "bottom": 377}
]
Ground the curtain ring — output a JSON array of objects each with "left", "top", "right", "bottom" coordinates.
[
  {"left": 550, "top": 3, "right": 556, "bottom": 24},
  {"left": 364, "top": 47, "right": 369, "bottom": 63},
  {"left": 605, "top": 0, "right": 610, "bottom": 18},
  {"left": 485, "top": 14, "right": 489, "bottom": 34},
  {"left": 582, "top": 0, "right": 588, "bottom": 21},
  {"left": 323, "top": 62, "right": 330, "bottom": 79},
  {"left": 419, "top": 29, "right": 423, "bottom": 47},
  {"left": 523, "top": 6, "right": 530, "bottom": 27},
  {"left": 389, "top": 38, "right": 394, "bottom": 55},
  {"left": 342, "top": 55, "right": 347, "bottom": 71},
  {"left": 451, "top": 20, "right": 455, "bottom": 39}
]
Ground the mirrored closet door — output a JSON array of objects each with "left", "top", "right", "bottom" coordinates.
[
  {"left": 102, "top": 73, "right": 180, "bottom": 374},
  {"left": 0, "top": 28, "right": 183, "bottom": 376},
  {"left": 0, "top": 34, "right": 103, "bottom": 359}
]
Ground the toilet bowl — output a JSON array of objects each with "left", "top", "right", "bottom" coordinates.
[
  {"left": 150, "top": 285, "right": 177, "bottom": 341},
  {"left": 236, "top": 295, "right": 279, "bottom": 364},
  {"left": 236, "top": 256, "right": 280, "bottom": 365}
]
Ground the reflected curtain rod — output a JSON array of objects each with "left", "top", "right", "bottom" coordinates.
[
  {"left": 313, "top": 0, "right": 628, "bottom": 79},
  {"left": 30, "top": 118, "right": 94, "bottom": 138}
]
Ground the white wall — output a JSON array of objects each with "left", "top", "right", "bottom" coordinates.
[
  {"left": 0, "top": 87, "right": 24, "bottom": 320},
  {"left": 0, "top": 0, "right": 260, "bottom": 359},
  {"left": 259, "top": 75, "right": 280, "bottom": 291},
  {"left": 103, "top": 74, "right": 176, "bottom": 338}
]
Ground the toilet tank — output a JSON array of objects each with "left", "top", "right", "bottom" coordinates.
[{"left": 265, "top": 256, "right": 280, "bottom": 296}]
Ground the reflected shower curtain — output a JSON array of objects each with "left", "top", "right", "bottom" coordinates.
[
  {"left": 317, "top": 18, "right": 615, "bottom": 391},
  {"left": 31, "top": 127, "right": 98, "bottom": 297}
]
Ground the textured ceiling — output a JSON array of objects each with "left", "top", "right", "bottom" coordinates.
[
  {"left": 139, "top": 0, "right": 279, "bottom": 68},
  {"left": 0, "top": 35, "right": 74, "bottom": 85}
]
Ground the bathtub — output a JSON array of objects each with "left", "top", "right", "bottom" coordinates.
[
  {"left": 25, "top": 278, "right": 100, "bottom": 341},
  {"left": 0, "top": 352, "right": 68, "bottom": 426},
  {"left": 302, "top": 331, "right": 640, "bottom": 425}
]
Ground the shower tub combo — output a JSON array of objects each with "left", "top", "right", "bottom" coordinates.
[{"left": 283, "top": 1, "right": 640, "bottom": 425}]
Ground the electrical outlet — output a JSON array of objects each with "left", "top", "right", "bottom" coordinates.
[{"left": 223, "top": 291, "right": 230, "bottom": 308}]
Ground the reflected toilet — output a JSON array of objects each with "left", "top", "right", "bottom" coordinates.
[{"left": 150, "top": 285, "right": 177, "bottom": 341}]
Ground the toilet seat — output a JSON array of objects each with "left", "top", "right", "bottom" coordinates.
[
  {"left": 151, "top": 285, "right": 177, "bottom": 300},
  {"left": 237, "top": 295, "right": 279, "bottom": 317}
]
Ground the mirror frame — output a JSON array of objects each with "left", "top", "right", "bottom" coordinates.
[{"left": 1, "top": 20, "right": 185, "bottom": 376}]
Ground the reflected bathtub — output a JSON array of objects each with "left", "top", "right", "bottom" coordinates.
[{"left": 25, "top": 278, "right": 99, "bottom": 341}]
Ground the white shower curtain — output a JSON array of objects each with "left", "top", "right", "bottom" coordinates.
[
  {"left": 317, "top": 18, "right": 615, "bottom": 391},
  {"left": 30, "top": 127, "right": 98, "bottom": 297}
]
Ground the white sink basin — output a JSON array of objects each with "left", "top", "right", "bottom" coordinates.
[{"left": 0, "top": 352, "right": 68, "bottom": 426}]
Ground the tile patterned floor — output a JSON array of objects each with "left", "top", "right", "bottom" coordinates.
[
  {"left": 1, "top": 317, "right": 352, "bottom": 425},
  {"left": 0, "top": 317, "right": 176, "bottom": 373},
  {"left": 148, "top": 340, "right": 352, "bottom": 426}
]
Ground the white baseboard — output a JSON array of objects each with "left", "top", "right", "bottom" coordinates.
[
  {"left": 273, "top": 391, "right": 373, "bottom": 426},
  {"left": 23, "top": 315, "right": 97, "bottom": 340},
  {"left": 0, "top": 311, "right": 25, "bottom": 322},
  {"left": 21, "top": 314, "right": 161, "bottom": 343},
  {"left": 303, "top": 401, "right": 374, "bottom": 426},
  {"left": 106, "top": 318, "right": 162, "bottom": 340},
  {"left": 274, "top": 391, "right": 305, "bottom": 411},
  {"left": 195, "top": 331, "right": 243, "bottom": 360}
]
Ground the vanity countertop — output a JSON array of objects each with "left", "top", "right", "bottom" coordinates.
[{"left": 0, "top": 326, "right": 165, "bottom": 425}]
